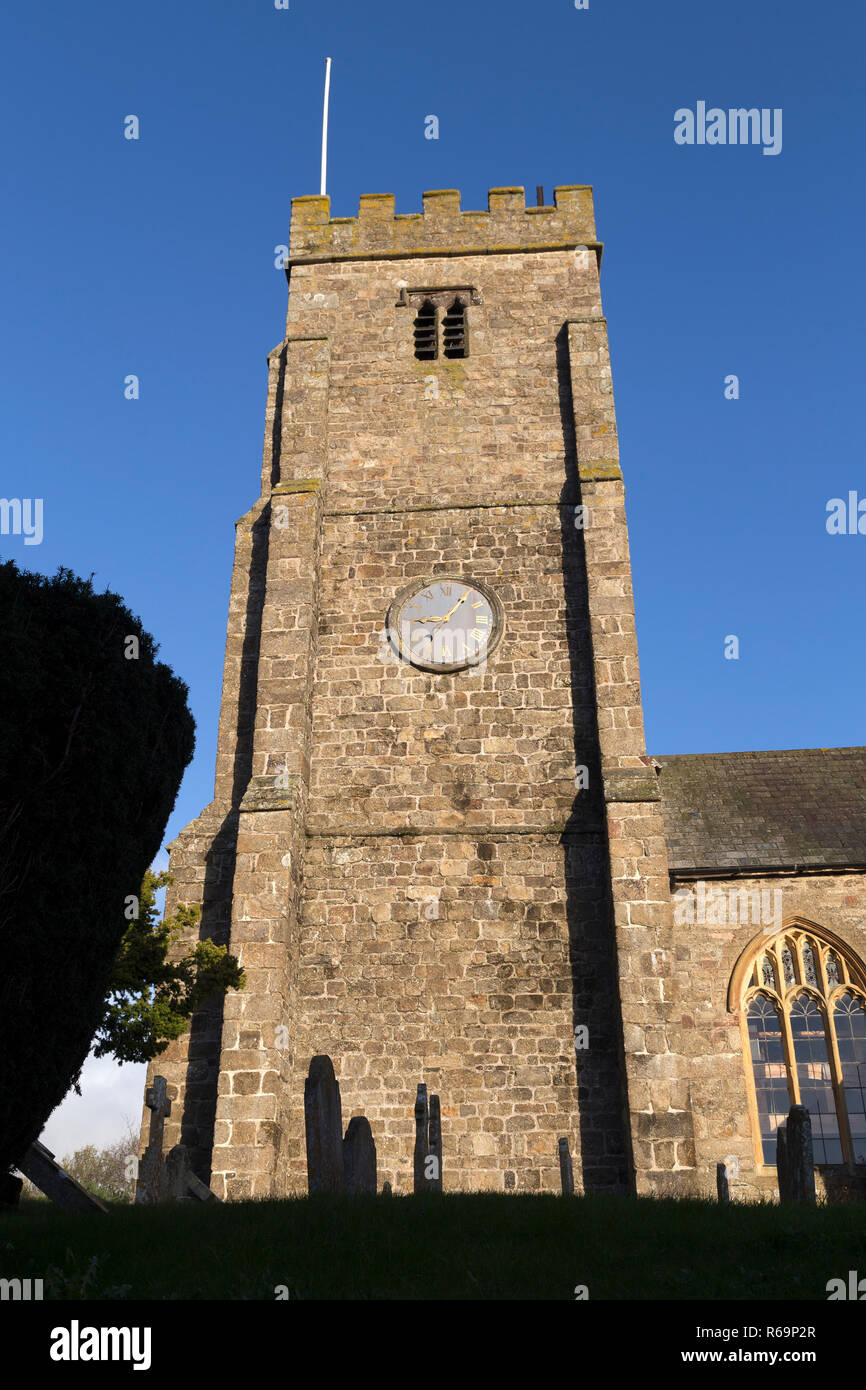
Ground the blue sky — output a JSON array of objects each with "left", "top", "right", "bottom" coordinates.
[{"left": 2, "top": 0, "right": 864, "bottom": 1153}]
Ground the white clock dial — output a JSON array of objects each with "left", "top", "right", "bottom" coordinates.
[{"left": 388, "top": 577, "right": 503, "bottom": 672}]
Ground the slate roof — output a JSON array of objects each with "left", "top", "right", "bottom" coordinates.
[{"left": 652, "top": 748, "right": 866, "bottom": 875}]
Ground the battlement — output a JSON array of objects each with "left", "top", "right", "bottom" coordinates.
[{"left": 288, "top": 185, "right": 598, "bottom": 264}]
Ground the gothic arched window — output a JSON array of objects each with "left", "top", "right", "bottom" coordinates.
[{"left": 730, "top": 921, "right": 866, "bottom": 1166}]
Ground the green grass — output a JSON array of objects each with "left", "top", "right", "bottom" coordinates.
[{"left": 2, "top": 1193, "right": 865, "bottom": 1299}]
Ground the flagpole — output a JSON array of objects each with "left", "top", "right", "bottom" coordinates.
[{"left": 320, "top": 57, "right": 332, "bottom": 197}]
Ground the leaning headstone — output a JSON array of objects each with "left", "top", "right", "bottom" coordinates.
[
  {"left": 166, "top": 1145, "right": 220, "bottom": 1203},
  {"left": 343, "top": 1116, "right": 377, "bottom": 1194},
  {"left": 776, "top": 1124, "right": 790, "bottom": 1202},
  {"left": 413, "top": 1084, "right": 429, "bottom": 1194},
  {"left": 166, "top": 1144, "right": 193, "bottom": 1201},
  {"left": 135, "top": 1075, "right": 172, "bottom": 1204},
  {"left": 786, "top": 1105, "right": 816, "bottom": 1205},
  {"left": 304, "top": 1055, "right": 344, "bottom": 1193},
  {"left": 716, "top": 1161, "right": 729, "bottom": 1204},
  {"left": 18, "top": 1141, "right": 106, "bottom": 1213},
  {"left": 558, "top": 1137, "right": 575, "bottom": 1196},
  {"left": 428, "top": 1094, "right": 443, "bottom": 1193}
]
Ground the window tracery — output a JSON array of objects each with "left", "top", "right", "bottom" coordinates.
[{"left": 733, "top": 923, "right": 866, "bottom": 1165}]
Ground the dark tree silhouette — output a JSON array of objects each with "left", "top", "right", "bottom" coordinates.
[{"left": 0, "top": 560, "right": 195, "bottom": 1177}]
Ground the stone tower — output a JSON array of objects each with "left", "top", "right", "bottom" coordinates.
[{"left": 142, "top": 184, "right": 698, "bottom": 1199}]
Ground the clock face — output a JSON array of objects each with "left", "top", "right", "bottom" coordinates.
[{"left": 388, "top": 577, "right": 503, "bottom": 672}]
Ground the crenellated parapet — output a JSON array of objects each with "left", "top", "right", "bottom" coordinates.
[{"left": 288, "top": 185, "right": 599, "bottom": 263}]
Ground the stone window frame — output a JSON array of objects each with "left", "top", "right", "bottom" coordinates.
[
  {"left": 729, "top": 917, "right": 866, "bottom": 1170},
  {"left": 398, "top": 286, "right": 481, "bottom": 361}
]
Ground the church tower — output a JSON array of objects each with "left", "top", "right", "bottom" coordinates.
[{"left": 143, "top": 185, "right": 699, "bottom": 1199}]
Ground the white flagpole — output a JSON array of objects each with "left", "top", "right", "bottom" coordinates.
[{"left": 320, "top": 57, "right": 332, "bottom": 197}]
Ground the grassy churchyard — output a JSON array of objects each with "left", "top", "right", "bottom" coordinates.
[{"left": 3, "top": 1192, "right": 865, "bottom": 1300}]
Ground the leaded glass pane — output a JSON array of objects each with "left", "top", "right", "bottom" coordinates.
[
  {"left": 790, "top": 994, "right": 843, "bottom": 1163},
  {"left": 834, "top": 993, "right": 866, "bottom": 1164},
  {"left": 825, "top": 953, "right": 841, "bottom": 987},
  {"left": 802, "top": 942, "right": 818, "bottom": 988},
  {"left": 781, "top": 946, "right": 796, "bottom": 988},
  {"left": 747, "top": 996, "right": 789, "bottom": 1164},
  {"left": 761, "top": 958, "right": 775, "bottom": 989}
]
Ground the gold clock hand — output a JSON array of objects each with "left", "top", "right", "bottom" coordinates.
[
  {"left": 442, "top": 590, "right": 470, "bottom": 622},
  {"left": 413, "top": 592, "right": 470, "bottom": 625}
]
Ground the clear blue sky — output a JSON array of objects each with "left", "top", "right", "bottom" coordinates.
[{"left": 2, "top": 1, "right": 864, "bottom": 1147}]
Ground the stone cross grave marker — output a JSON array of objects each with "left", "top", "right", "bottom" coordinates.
[{"left": 135, "top": 1075, "right": 172, "bottom": 1204}]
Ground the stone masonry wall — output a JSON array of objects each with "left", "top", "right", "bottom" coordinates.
[
  {"left": 298, "top": 833, "right": 626, "bottom": 1193},
  {"left": 278, "top": 187, "right": 692, "bottom": 1193},
  {"left": 296, "top": 498, "right": 627, "bottom": 1191}
]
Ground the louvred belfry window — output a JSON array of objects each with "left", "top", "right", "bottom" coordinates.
[
  {"left": 442, "top": 298, "right": 467, "bottom": 358},
  {"left": 413, "top": 300, "right": 438, "bottom": 361},
  {"left": 400, "top": 286, "right": 479, "bottom": 362}
]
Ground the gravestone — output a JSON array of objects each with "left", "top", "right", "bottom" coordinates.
[
  {"left": 135, "top": 1075, "right": 172, "bottom": 1204},
  {"left": 17, "top": 1141, "right": 106, "bottom": 1213},
  {"left": 304, "top": 1055, "right": 344, "bottom": 1193},
  {"left": 716, "top": 1161, "right": 729, "bottom": 1204},
  {"left": 382, "top": 1181, "right": 392, "bottom": 1196},
  {"left": 558, "top": 1137, "right": 575, "bottom": 1196},
  {"left": 428, "top": 1094, "right": 443, "bottom": 1193},
  {"left": 776, "top": 1123, "right": 790, "bottom": 1202},
  {"left": 413, "top": 1084, "right": 429, "bottom": 1194},
  {"left": 786, "top": 1105, "right": 816, "bottom": 1205},
  {"left": 166, "top": 1145, "right": 221, "bottom": 1203},
  {"left": 343, "top": 1116, "right": 377, "bottom": 1194}
]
